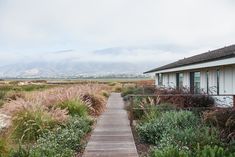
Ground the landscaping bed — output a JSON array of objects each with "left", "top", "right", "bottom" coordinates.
[
  {"left": 0, "top": 84, "right": 111, "bottom": 157},
  {"left": 124, "top": 88, "right": 235, "bottom": 157}
]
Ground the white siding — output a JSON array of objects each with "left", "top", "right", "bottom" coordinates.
[
  {"left": 223, "top": 66, "right": 233, "bottom": 94},
  {"left": 169, "top": 73, "right": 176, "bottom": 87},
  {"left": 155, "top": 65, "right": 235, "bottom": 95},
  {"left": 155, "top": 74, "right": 159, "bottom": 86},
  {"left": 200, "top": 70, "right": 207, "bottom": 93},
  {"left": 220, "top": 67, "right": 225, "bottom": 94},
  {"left": 183, "top": 72, "right": 190, "bottom": 88},
  {"left": 160, "top": 73, "right": 176, "bottom": 88},
  {"left": 233, "top": 65, "right": 235, "bottom": 94},
  {"left": 162, "top": 74, "right": 168, "bottom": 87},
  {"left": 208, "top": 69, "right": 217, "bottom": 94},
  {"left": 154, "top": 64, "right": 235, "bottom": 107}
]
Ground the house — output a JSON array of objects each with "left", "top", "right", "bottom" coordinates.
[{"left": 144, "top": 45, "right": 235, "bottom": 107}]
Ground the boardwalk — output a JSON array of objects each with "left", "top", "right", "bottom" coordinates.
[{"left": 83, "top": 93, "right": 138, "bottom": 157}]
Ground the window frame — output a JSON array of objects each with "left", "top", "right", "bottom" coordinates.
[
  {"left": 217, "top": 69, "right": 220, "bottom": 95},
  {"left": 176, "top": 72, "right": 183, "bottom": 89},
  {"left": 206, "top": 71, "right": 209, "bottom": 94},
  {"left": 190, "top": 71, "right": 201, "bottom": 94}
]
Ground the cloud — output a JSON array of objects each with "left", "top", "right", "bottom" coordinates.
[{"left": 0, "top": 0, "right": 235, "bottom": 67}]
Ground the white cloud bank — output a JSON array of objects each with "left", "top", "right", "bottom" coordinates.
[{"left": 0, "top": 0, "right": 235, "bottom": 66}]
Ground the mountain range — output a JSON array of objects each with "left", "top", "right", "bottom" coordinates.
[
  {"left": 0, "top": 45, "right": 185, "bottom": 78},
  {"left": 0, "top": 61, "right": 158, "bottom": 78}
]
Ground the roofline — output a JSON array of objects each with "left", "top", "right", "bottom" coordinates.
[
  {"left": 144, "top": 53, "right": 235, "bottom": 74},
  {"left": 144, "top": 57, "right": 235, "bottom": 74}
]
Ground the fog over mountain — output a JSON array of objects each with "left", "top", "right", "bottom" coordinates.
[
  {"left": 0, "top": 46, "right": 177, "bottom": 78},
  {"left": 0, "top": 61, "right": 157, "bottom": 78},
  {"left": 0, "top": 44, "right": 230, "bottom": 78}
]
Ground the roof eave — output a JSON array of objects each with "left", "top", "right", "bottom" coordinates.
[{"left": 143, "top": 69, "right": 158, "bottom": 74}]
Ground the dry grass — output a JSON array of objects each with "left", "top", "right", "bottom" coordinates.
[
  {"left": 82, "top": 93, "right": 106, "bottom": 116},
  {"left": 0, "top": 84, "right": 111, "bottom": 129}
]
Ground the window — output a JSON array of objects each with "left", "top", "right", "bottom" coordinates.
[
  {"left": 206, "top": 71, "right": 209, "bottom": 94},
  {"left": 158, "top": 73, "right": 163, "bottom": 86},
  {"left": 176, "top": 73, "right": 183, "bottom": 89},
  {"left": 190, "top": 72, "right": 201, "bottom": 94},
  {"left": 217, "top": 69, "right": 220, "bottom": 95},
  {"left": 194, "top": 72, "right": 201, "bottom": 94},
  {"left": 179, "top": 73, "right": 184, "bottom": 88}
]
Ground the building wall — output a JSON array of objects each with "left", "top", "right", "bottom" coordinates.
[
  {"left": 169, "top": 73, "right": 176, "bottom": 87},
  {"left": 155, "top": 65, "right": 235, "bottom": 95},
  {"left": 233, "top": 65, "right": 235, "bottom": 93},
  {"left": 200, "top": 70, "right": 207, "bottom": 93},
  {"left": 183, "top": 71, "right": 190, "bottom": 88},
  {"left": 162, "top": 74, "right": 168, "bottom": 87},
  {"left": 221, "top": 65, "right": 235, "bottom": 94},
  {"left": 155, "top": 74, "right": 158, "bottom": 86},
  {"left": 208, "top": 69, "right": 218, "bottom": 94}
]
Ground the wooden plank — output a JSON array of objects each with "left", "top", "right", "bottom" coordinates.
[{"left": 83, "top": 93, "right": 139, "bottom": 157}]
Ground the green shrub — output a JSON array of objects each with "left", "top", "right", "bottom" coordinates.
[
  {"left": 0, "top": 84, "right": 49, "bottom": 93},
  {"left": 0, "top": 85, "right": 15, "bottom": 91},
  {"left": 149, "top": 145, "right": 235, "bottom": 157},
  {"left": 132, "top": 103, "right": 145, "bottom": 120},
  {"left": 8, "top": 143, "right": 30, "bottom": 157},
  {"left": 160, "top": 111, "right": 200, "bottom": 129},
  {"left": 0, "top": 90, "right": 7, "bottom": 107},
  {"left": 159, "top": 126, "right": 220, "bottom": 150},
  {"left": 101, "top": 90, "right": 110, "bottom": 98},
  {"left": 156, "top": 103, "right": 177, "bottom": 111},
  {"left": 194, "top": 145, "right": 235, "bottom": 157},
  {"left": 121, "top": 87, "right": 142, "bottom": 97},
  {"left": 0, "top": 91, "right": 6, "bottom": 100},
  {"left": 137, "top": 111, "right": 200, "bottom": 145},
  {"left": 149, "top": 146, "right": 190, "bottom": 157},
  {"left": 129, "top": 96, "right": 153, "bottom": 120},
  {"left": 114, "top": 86, "right": 122, "bottom": 92},
  {"left": 0, "top": 137, "right": 9, "bottom": 157},
  {"left": 12, "top": 107, "right": 58, "bottom": 142},
  {"left": 108, "top": 82, "right": 117, "bottom": 86},
  {"left": 21, "top": 85, "right": 48, "bottom": 92},
  {"left": 140, "top": 106, "right": 162, "bottom": 123},
  {"left": 29, "top": 116, "right": 93, "bottom": 157},
  {"left": 137, "top": 110, "right": 224, "bottom": 157},
  {"left": 57, "top": 99, "right": 88, "bottom": 117},
  {"left": 130, "top": 96, "right": 176, "bottom": 121}
]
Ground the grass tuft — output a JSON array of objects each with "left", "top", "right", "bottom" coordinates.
[{"left": 57, "top": 99, "right": 88, "bottom": 117}]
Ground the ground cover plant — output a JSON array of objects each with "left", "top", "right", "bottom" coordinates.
[
  {"left": 9, "top": 116, "right": 93, "bottom": 157},
  {"left": 12, "top": 106, "right": 66, "bottom": 143},
  {"left": 129, "top": 94, "right": 235, "bottom": 157},
  {"left": 57, "top": 99, "right": 88, "bottom": 117},
  {"left": 149, "top": 145, "right": 235, "bottom": 157},
  {"left": 0, "top": 83, "right": 111, "bottom": 157}
]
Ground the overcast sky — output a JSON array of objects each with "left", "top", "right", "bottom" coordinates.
[{"left": 0, "top": 0, "right": 235, "bottom": 65}]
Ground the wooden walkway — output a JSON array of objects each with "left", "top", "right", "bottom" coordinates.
[{"left": 83, "top": 93, "right": 138, "bottom": 157}]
